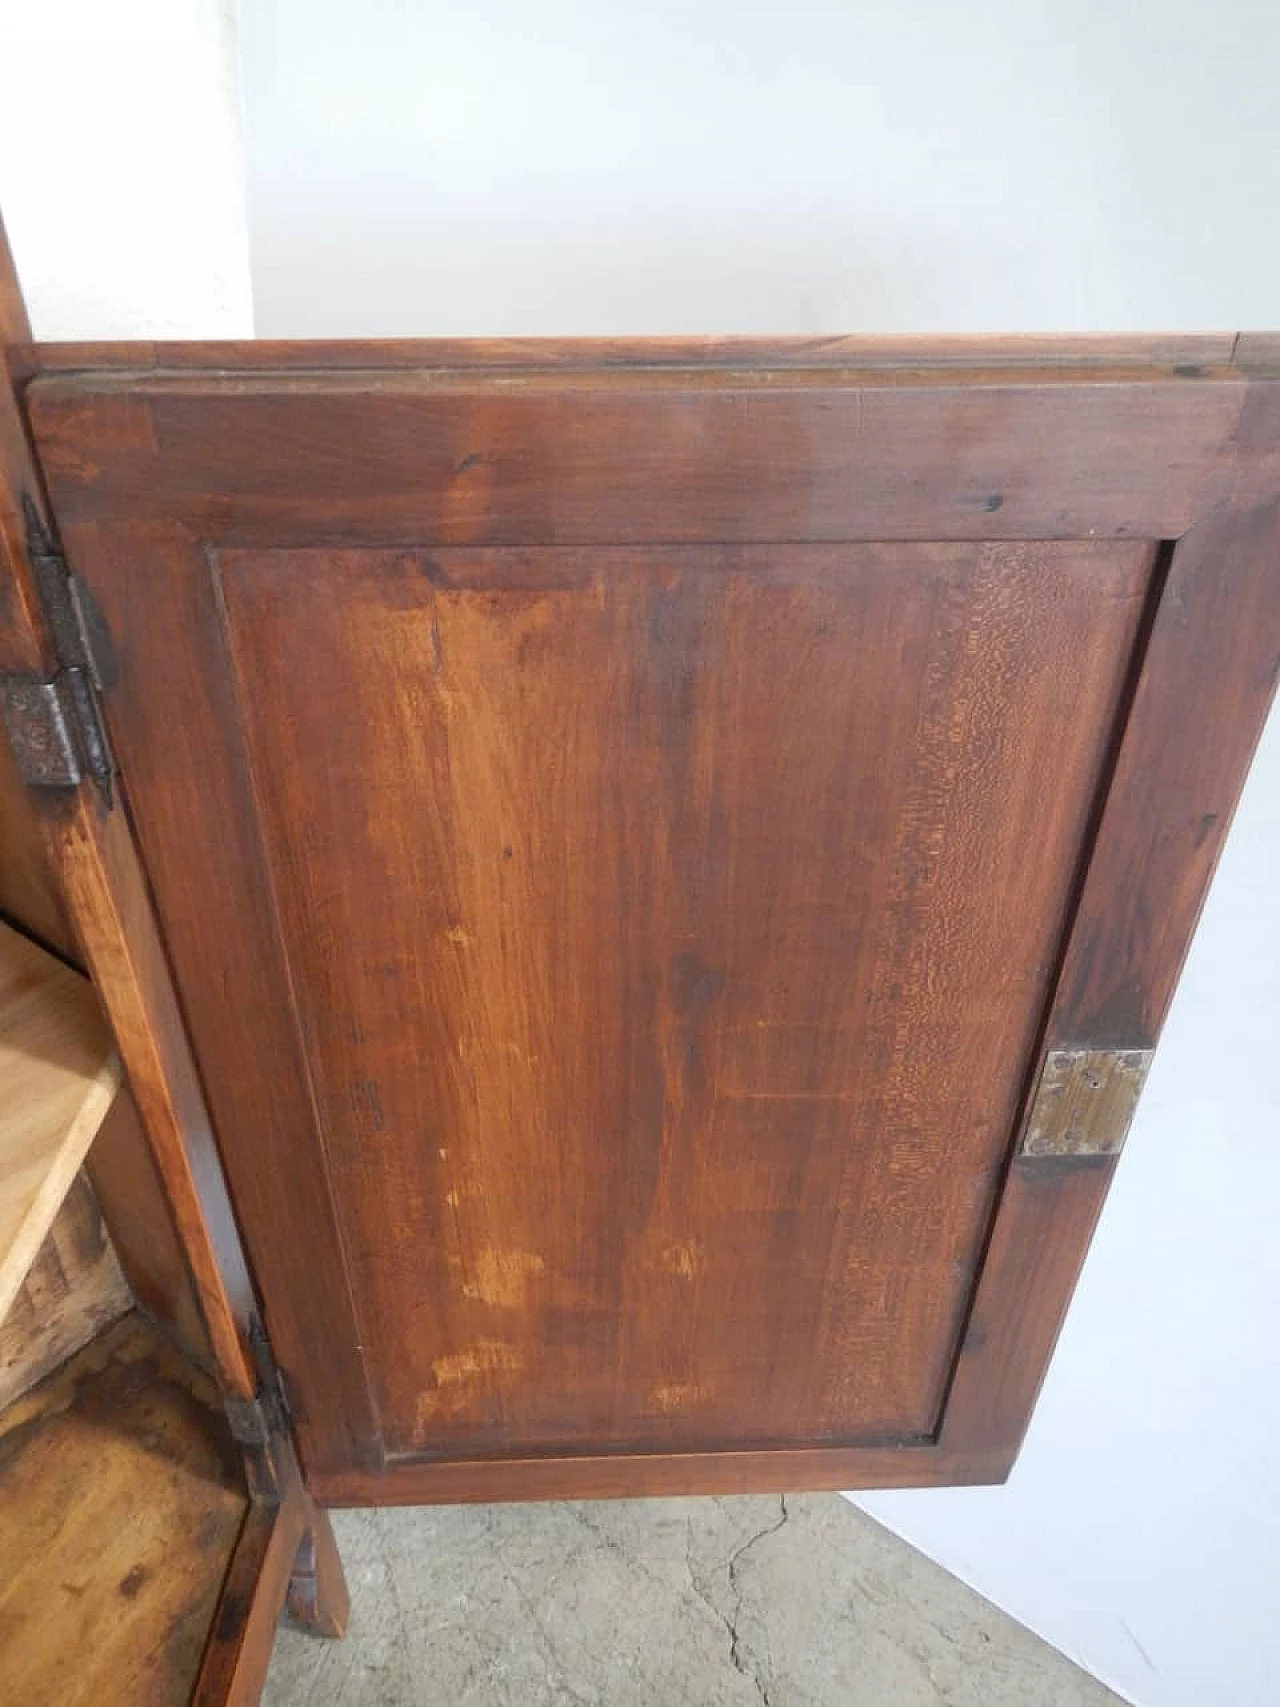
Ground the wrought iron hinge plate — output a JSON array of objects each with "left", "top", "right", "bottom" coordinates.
[
  {"left": 0, "top": 497, "right": 116, "bottom": 806},
  {"left": 0, "top": 667, "right": 113, "bottom": 798},
  {"left": 224, "top": 1317, "right": 295, "bottom": 1449}
]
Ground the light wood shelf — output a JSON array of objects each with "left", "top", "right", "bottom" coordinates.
[{"left": 0, "top": 918, "right": 120, "bottom": 1326}]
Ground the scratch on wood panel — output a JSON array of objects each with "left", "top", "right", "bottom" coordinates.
[
  {"left": 430, "top": 1340, "right": 524, "bottom": 1387},
  {"left": 718, "top": 1089, "right": 860, "bottom": 1101},
  {"left": 659, "top": 1240, "right": 703, "bottom": 1278},
  {"left": 650, "top": 1382, "right": 709, "bottom": 1411},
  {"left": 459, "top": 1248, "right": 546, "bottom": 1306}
]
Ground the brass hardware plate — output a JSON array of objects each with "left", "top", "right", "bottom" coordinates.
[{"left": 1020, "top": 1047, "right": 1153, "bottom": 1159}]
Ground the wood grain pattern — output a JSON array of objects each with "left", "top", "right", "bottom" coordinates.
[
  {"left": 940, "top": 1157, "right": 1116, "bottom": 1462},
  {"left": 1, "top": 221, "right": 226, "bottom": 1371},
  {"left": 0, "top": 221, "right": 265, "bottom": 1407},
  {"left": 193, "top": 1489, "right": 349, "bottom": 1704},
  {"left": 88, "top": 1085, "right": 209, "bottom": 1366},
  {"left": 939, "top": 399, "right": 1280, "bottom": 1464},
  {"left": 41, "top": 519, "right": 384, "bottom": 1472},
  {"left": 0, "top": 1168, "right": 130, "bottom": 1407},
  {"left": 51, "top": 492, "right": 1152, "bottom": 1475},
  {"left": 18, "top": 331, "right": 1244, "bottom": 375},
  {"left": 0, "top": 211, "right": 344, "bottom": 1705},
  {"left": 28, "top": 367, "right": 1267, "bottom": 548},
  {"left": 48, "top": 799, "right": 261, "bottom": 1402},
  {"left": 314, "top": 1436, "right": 1009, "bottom": 1506},
  {"left": 0, "top": 917, "right": 120, "bottom": 1323},
  {"left": 192, "top": 1503, "right": 302, "bottom": 1707},
  {"left": 0, "top": 1312, "right": 247, "bottom": 1706},
  {"left": 1052, "top": 497, "right": 1280, "bottom": 1047},
  {"left": 0, "top": 732, "right": 78, "bottom": 959},
  {"left": 232, "top": 539, "right": 1150, "bottom": 1460},
  {"left": 15, "top": 331, "right": 1280, "bottom": 1503}
]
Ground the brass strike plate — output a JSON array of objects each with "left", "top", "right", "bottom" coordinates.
[{"left": 1020, "top": 1047, "right": 1153, "bottom": 1159}]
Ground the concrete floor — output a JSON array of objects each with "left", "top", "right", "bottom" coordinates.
[{"left": 264, "top": 1493, "right": 1122, "bottom": 1706}]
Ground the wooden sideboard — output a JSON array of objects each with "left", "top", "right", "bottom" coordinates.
[{"left": 2, "top": 204, "right": 1277, "bottom": 1698}]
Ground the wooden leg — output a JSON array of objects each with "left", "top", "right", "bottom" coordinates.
[{"left": 286, "top": 1506, "right": 350, "bottom": 1639}]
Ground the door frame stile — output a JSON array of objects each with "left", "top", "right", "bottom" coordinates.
[
  {"left": 939, "top": 402, "right": 1280, "bottom": 1471},
  {"left": 0, "top": 212, "right": 349, "bottom": 1694},
  {"left": 0, "top": 210, "right": 259, "bottom": 1409}
]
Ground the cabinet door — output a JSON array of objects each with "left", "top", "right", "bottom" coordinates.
[{"left": 25, "top": 346, "right": 1280, "bottom": 1499}]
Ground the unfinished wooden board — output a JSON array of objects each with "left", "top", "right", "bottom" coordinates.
[
  {"left": 0, "top": 1311, "right": 248, "bottom": 1705},
  {"left": 87, "top": 1088, "right": 210, "bottom": 1370},
  {"left": 0, "top": 917, "right": 120, "bottom": 1324},
  {"left": 0, "top": 1169, "right": 131, "bottom": 1407}
]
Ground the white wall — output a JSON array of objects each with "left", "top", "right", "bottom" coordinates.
[
  {"left": 862, "top": 705, "right": 1280, "bottom": 1706},
  {"left": 236, "top": 10, "right": 1280, "bottom": 1704},
  {"left": 239, "top": 0, "right": 1280, "bottom": 337},
  {"left": 0, "top": 0, "right": 252, "bottom": 338}
]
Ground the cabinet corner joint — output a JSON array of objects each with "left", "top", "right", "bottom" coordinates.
[{"left": 224, "top": 1316, "right": 296, "bottom": 1449}]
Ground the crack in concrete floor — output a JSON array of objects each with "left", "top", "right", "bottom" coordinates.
[{"left": 264, "top": 1493, "right": 1122, "bottom": 1706}]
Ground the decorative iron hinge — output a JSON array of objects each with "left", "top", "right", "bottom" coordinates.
[
  {"left": 224, "top": 1317, "right": 295, "bottom": 1449},
  {"left": 0, "top": 496, "right": 116, "bottom": 807}
]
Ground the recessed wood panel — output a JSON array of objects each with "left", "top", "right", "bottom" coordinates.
[
  {"left": 24, "top": 346, "right": 1280, "bottom": 1494},
  {"left": 211, "top": 539, "right": 1150, "bottom": 1458}
]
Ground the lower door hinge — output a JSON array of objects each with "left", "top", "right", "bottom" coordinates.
[
  {"left": 0, "top": 496, "right": 116, "bottom": 807},
  {"left": 224, "top": 1317, "right": 295, "bottom": 1449}
]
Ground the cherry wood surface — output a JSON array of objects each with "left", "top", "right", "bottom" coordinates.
[
  {"left": 0, "top": 223, "right": 259, "bottom": 1405},
  {"left": 0, "top": 210, "right": 350, "bottom": 1707},
  {"left": 19, "top": 344, "right": 1278, "bottom": 1499},
  {"left": 88, "top": 1086, "right": 209, "bottom": 1367},
  {"left": 26, "top": 364, "right": 1272, "bottom": 546},
  {"left": 0, "top": 733, "right": 77, "bottom": 960},
  {"left": 11, "top": 330, "right": 1251, "bottom": 374},
  {"left": 218, "top": 538, "right": 1145, "bottom": 1463},
  {"left": 0, "top": 639, "right": 211, "bottom": 1369}
]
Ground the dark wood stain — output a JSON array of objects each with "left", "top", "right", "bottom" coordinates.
[
  {"left": 8, "top": 320, "right": 1279, "bottom": 1507},
  {"left": 48, "top": 501, "right": 1152, "bottom": 1472},
  {"left": 27, "top": 368, "right": 1263, "bottom": 547},
  {"left": 0, "top": 210, "right": 350, "bottom": 1707}
]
